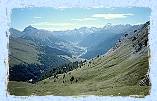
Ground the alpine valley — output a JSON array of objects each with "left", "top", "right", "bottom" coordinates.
[{"left": 8, "top": 21, "right": 150, "bottom": 96}]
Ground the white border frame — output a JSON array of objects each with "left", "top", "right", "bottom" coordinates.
[{"left": 0, "top": 0, "right": 157, "bottom": 101}]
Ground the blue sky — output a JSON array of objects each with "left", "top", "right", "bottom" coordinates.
[{"left": 11, "top": 7, "right": 151, "bottom": 31}]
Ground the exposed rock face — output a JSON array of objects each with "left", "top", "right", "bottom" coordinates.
[
  {"left": 139, "top": 74, "right": 151, "bottom": 86},
  {"left": 132, "top": 22, "right": 149, "bottom": 53}
]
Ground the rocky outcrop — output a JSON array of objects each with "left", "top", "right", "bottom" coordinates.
[{"left": 139, "top": 73, "right": 151, "bottom": 86}]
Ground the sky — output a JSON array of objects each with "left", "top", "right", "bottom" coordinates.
[{"left": 11, "top": 7, "right": 151, "bottom": 31}]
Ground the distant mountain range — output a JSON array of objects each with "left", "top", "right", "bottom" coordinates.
[
  {"left": 51, "top": 24, "right": 143, "bottom": 59},
  {"left": 52, "top": 26, "right": 101, "bottom": 43}
]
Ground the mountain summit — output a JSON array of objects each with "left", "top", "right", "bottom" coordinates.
[{"left": 23, "top": 25, "right": 37, "bottom": 31}]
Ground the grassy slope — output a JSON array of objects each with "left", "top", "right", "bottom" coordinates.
[
  {"left": 9, "top": 37, "right": 40, "bottom": 67},
  {"left": 8, "top": 23, "right": 150, "bottom": 96}
]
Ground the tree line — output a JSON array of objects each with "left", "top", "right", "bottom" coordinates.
[{"left": 9, "top": 60, "right": 87, "bottom": 83}]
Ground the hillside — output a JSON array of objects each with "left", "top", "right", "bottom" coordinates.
[
  {"left": 9, "top": 36, "right": 40, "bottom": 67},
  {"left": 9, "top": 27, "right": 78, "bottom": 82},
  {"left": 8, "top": 21, "right": 150, "bottom": 96}
]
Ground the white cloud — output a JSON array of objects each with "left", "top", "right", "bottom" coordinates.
[
  {"left": 31, "top": 22, "right": 75, "bottom": 31},
  {"left": 92, "top": 13, "right": 134, "bottom": 19},
  {"left": 72, "top": 18, "right": 96, "bottom": 21},
  {"left": 31, "top": 22, "right": 104, "bottom": 31},
  {"left": 33, "top": 16, "right": 42, "bottom": 19},
  {"left": 32, "top": 22, "right": 73, "bottom": 26}
]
